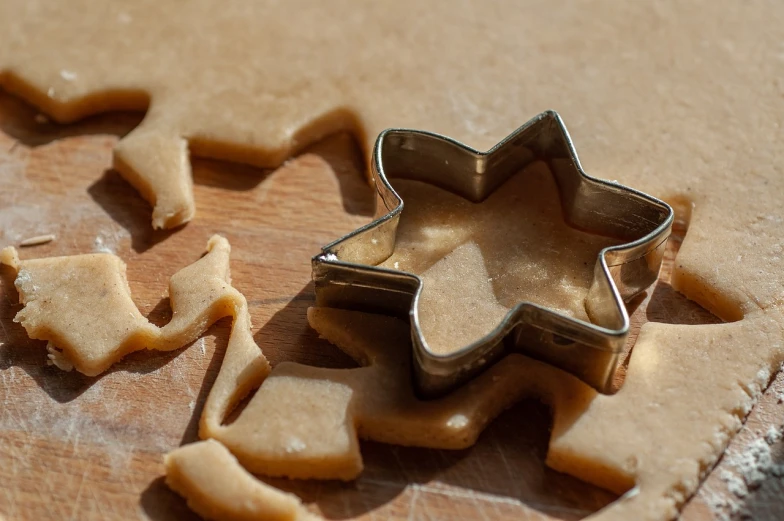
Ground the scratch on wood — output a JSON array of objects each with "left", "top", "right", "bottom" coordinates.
[
  {"left": 69, "top": 469, "right": 89, "bottom": 521},
  {"left": 406, "top": 487, "right": 420, "bottom": 521},
  {"left": 492, "top": 437, "right": 517, "bottom": 488},
  {"left": 90, "top": 485, "right": 109, "bottom": 519},
  {"left": 407, "top": 482, "right": 595, "bottom": 517}
]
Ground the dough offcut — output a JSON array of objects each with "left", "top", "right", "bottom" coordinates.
[
  {"left": 2, "top": 1, "right": 784, "bottom": 520},
  {"left": 1, "top": 236, "right": 268, "bottom": 378}
]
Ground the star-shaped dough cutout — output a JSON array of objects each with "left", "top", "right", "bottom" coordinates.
[{"left": 313, "top": 111, "right": 673, "bottom": 396}]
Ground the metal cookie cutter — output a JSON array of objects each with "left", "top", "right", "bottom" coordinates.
[{"left": 312, "top": 110, "right": 674, "bottom": 398}]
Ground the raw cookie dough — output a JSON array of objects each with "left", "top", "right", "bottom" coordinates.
[
  {"left": 172, "top": 304, "right": 598, "bottom": 520},
  {"left": 416, "top": 241, "right": 510, "bottom": 353},
  {"left": 378, "top": 166, "right": 622, "bottom": 353},
  {"left": 194, "top": 305, "right": 596, "bottom": 481},
  {"left": 165, "top": 439, "right": 317, "bottom": 521},
  {"left": 3, "top": 2, "right": 784, "bottom": 520},
  {"left": 0, "top": 235, "right": 267, "bottom": 376}
]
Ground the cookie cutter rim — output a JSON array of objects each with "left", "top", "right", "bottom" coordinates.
[{"left": 312, "top": 110, "right": 674, "bottom": 398}]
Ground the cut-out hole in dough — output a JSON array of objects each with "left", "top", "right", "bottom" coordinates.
[{"left": 613, "top": 203, "right": 726, "bottom": 391}]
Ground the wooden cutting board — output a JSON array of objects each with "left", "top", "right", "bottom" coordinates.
[{"left": 0, "top": 90, "right": 782, "bottom": 521}]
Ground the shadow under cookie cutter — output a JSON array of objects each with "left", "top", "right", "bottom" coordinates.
[{"left": 312, "top": 110, "right": 674, "bottom": 398}]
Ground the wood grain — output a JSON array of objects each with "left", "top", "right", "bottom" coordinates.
[{"left": 0, "top": 90, "right": 782, "bottom": 521}]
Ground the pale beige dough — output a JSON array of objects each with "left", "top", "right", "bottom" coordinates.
[
  {"left": 379, "top": 167, "right": 621, "bottom": 353},
  {"left": 1, "top": 2, "right": 784, "bottom": 520},
  {"left": 198, "top": 306, "right": 597, "bottom": 483},
  {"left": 415, "top": 241, "right": 510, "bottom": 353},
  {"left": 0, "top": 235, "right": 267, "bottom": 377},
  {"left": 165, "top": 439, "right": 317, "bottom": 521}
]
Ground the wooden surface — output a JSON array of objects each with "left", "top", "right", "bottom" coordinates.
[{"left": 0, "top": 90, "right": 782, "bottom": 521}]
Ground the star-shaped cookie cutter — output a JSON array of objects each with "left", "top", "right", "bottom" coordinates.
[{"left": 312, "top": 111, "right": 673, "bottom": 398}]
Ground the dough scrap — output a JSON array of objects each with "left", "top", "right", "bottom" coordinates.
[
  {"left": 2, "top": 2, "right": 784, "bottom": 520},
  {"left": 165, "top": 439, "right": 317, "bottom": 521},
  {"left": 0, "top": 235, "right": 267, "bottom": 377}
]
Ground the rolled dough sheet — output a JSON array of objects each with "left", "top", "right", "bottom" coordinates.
[{"left": 1, "top": 2, "right": 784, "bottom": 520}]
